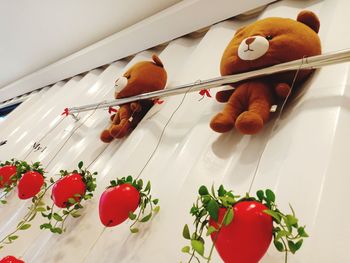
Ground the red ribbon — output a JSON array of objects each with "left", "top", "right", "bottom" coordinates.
[
  {"left": 199, "top": 89, "right": 212, "bottom": 98},
  {"left": 61, "top": 108, "right": 69, "bottom": 116},
  {"left": 108, "top": 106, "right": 118, "bottom": 114},
  {"left": 153, "top": 99, "right": 164, "bottom": 105}
]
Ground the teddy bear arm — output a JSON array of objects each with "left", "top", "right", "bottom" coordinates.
[
  {"left": 130, "top": 102, "right": 142, "bottom": 113},
  {"left": 215, "top": 89, "right": 235, "bottom": 103},
  {"left": 274, "top": 83, "right": 291, "bottom": 99}
]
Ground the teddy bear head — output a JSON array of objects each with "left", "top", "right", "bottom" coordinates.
[
  {"left": 114, "top": 54, "right": 167, "bottom": 99},
  {"left": 220, "top": 10, "right": 321, "bottom": 82}
]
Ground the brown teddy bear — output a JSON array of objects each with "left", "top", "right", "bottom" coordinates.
[
  {"left": 210, "top": 10, "right": 321, "bottom": 135},
  {"left": 100, "top": 54, "right": 167, "bottom": 143}
]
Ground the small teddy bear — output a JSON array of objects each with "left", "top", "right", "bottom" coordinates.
[
  {"left": 100, "top": 54, "right": 167, "bottom": 143},
  {"left": 210, "top": 10, "right": 321, "bottom": 135}
]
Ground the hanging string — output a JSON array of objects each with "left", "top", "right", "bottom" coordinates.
[
  {"left": 247, "top": 57, "right": 306, "bottom": 194},
  {"left": 135, "top": 82, "right": 197, "bottom": 180}
]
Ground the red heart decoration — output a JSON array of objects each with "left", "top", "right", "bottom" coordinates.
[
  {"left": 99, "top": 183, "right": 140, "bottom": 227},
  {"left": 209, "top": 201, "right": 273, "bottom": 263},
  {"left": 0, "top": 165, "right": 17, "bottom": 188},
  {"left": 17, "top": 171, "right": 44, "bottom": 200},
  {"left": 51, "top": 173, "right": 86, "bottom": 208}
]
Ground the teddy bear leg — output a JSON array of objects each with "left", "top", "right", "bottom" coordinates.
[
  {"left": 100, "top": 129, "right": 114, "bottom": 143},
  {"left": 210, "top": 103, "right": 243, "bottom": 133},
  {"left": 109, "top": 105, "right": 133, "bottom": 139},
  {"left": 235, "top": 99, "right": 272, "bottom": 135}
]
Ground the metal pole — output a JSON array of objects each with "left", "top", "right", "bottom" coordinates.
[{"left": 68, "top": 49, "right": 350, "bottom": 114}]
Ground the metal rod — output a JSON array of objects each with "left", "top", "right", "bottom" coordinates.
[{"left": 68, "top": 49, "right": 350, "bottom": 114}]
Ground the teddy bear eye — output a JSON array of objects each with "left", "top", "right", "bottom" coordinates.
[{"left": 265, "top": 35, "right": 273, "bottom": 41}]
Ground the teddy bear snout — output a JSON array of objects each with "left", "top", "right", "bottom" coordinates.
[
  {"left": 238, "top": 36, "right": 269, "bottom": 61},
  {"left": 114, "top": 76, "right": 128, "bottom": 93}
]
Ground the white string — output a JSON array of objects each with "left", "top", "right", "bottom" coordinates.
[{"left": 248, "top": 57, "right": 306, "bottom": 194}]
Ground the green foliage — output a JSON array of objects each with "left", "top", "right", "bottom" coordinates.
[
  {"left": 39, "top": 161, "right": 98, "bottom": 235},
  {"left": 182, "top": 185, "right": 309, "bottom": 262},
  {"left": 0, "top": 159, "right": 45, "bottom": 205}
]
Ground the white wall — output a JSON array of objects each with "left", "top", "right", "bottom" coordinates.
[{"left": 0, "top": 0, "right": 181, "bottom": 89}]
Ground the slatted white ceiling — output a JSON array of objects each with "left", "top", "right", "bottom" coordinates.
[{"left": 1, "top": 0, "right": 350, "bottom": 262}]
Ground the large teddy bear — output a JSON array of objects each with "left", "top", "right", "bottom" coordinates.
[
  {"left": 100, "top": 54, "right": 167, "bottom": 143},
  {"left": 210, "top": 11, "right": 321, "bottom": 135}
]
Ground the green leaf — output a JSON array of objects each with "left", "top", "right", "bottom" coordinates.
[
  {"left": 126, "top": 176, "right": 133, "bottom": 182},
  {"left": 140, "top": 212, "right": 152, "bottom": 222},
  {"left": 265, "top": 189, "right": 275, "bottom": 202},
  {"left": 53, "top": 213, "right": 63, "bottom": 222},
  {"left": 40, "top": 223, "right": 52, "bottom": 230},
  {"left": 286, "top": 215, "right": 298, "bottom": 226},
  {"left": 68, "top": 198, "right": 76, "bottom": 204},
  {"left": 137, "top": 179, "right": 143, "bottom": 189},
  {"left": 288, "top": 240, "right": 297, "bottom": 254},
  {"left": 145, "top": 181, "right": 151, "bottom": 192},
  {"left": 152, "top": 199, "right": 159, "bottom": 205},
  {"left": 78, "top": 161, "right": 83, "bottom": 169},
  {"left": 198, "top": 185, "right": 209, "bottom": 196},
  {"left": 183, "top": 224, "right": 191, "bottom": 240},
  {"left": 130, "top": 227, "right": 139, "bottom": 233},
  {"left": 222, "top": 208, "right": 234, "bottom": 226},
  {"left": 207, "top": 199, "right": 219, "bottom": 222},
  {"left": 264, "top": 209, "right": 281, "bottom": 223},
  {"left": 19, "top": 224, "right": 31, "bottom": 230},
  {"left": 276, "top": 230, "right": 289, "bottom": 240},
  {"left": 71, "top": 212, "right": 81, "bottom": 218},
  {"left": 218, "top": 185, "right": 226, "bottom": 197},
  {"left": 128, "top": 212, "right": 137, "bottom": 220},
  {"left": 206, "top": 226, "right": 217, "bottom": 236},
  {"left": 36, "top": 207, "right": 46, "bottom": 212},
  {"left": 52, "top": 227, "right": 63, "bottom": 234},
  {"left": 297, "top": 226, "right": 309, "bottom": 237},
  {"left": 294, "top": 239, "right": 303, "bottom": 251},
  {"left": 153, "top": 205, "right": 160, "bottom": 213},
  {"left": 9, "top": 235, "right": 18, "bottom": 241},
  {"left": 0, "top": 200, "right": 7, "bottom": 204},
  {"left": 256, "top": 190, "right": 265, "bottom": 201},
  {"left": 181, "top": 246, "right": 190, "bottom": 253},
  {"left": 274, "top": 240, "right": 285, "bottom": 252},
  {"left": 191, "top": 240, "right": 204, "bottom": 256}
]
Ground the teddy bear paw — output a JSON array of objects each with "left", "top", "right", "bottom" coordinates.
[
  {"left": 235, "top": 111, "right": 264, "bottom": 135},
  {"left": 110, "top": 120, "right": 131, "bottom": 139},
  {"left": 100, "top": 130, "right": 114, "bottom": 143},
  {"left": 210, "top": 113, "right": 235, "bottom": 133}
]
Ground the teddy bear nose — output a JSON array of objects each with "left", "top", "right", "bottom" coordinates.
[{"left": 245, "top": 37, "right": 256, "bottom": 45}]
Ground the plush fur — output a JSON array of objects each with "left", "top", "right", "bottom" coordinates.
[
  {"left": 100, "top": 54, "right": 167, "bottom": 142},
  {"left": 210, "top": 10, "right": 321, "bottom": 135}
]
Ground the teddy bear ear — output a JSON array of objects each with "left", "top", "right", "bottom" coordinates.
[
  {"left": 297, "top": 10, "right": 320, "bottom": 33},
  {"left": 152, "top": 54, "right": 164, "bottom": 68}
]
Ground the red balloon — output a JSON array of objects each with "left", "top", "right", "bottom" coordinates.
[
  {"left": 17, "top": 171, "right": 44, "bottom": 199},
  {"left": 99, "top": 184, "right": 140, "bottom": 227},
  {"left": 0, "top": 255, "right": 25, "bottom": 263},
  {"left": 209, "top": 201, "right": 273, "bottom": 263},
  {"left": 51, "top": 173, "right": 86, "bottom": 208},
  {"left": 0, "top": 165, "right": 17, "bottom": 188}
]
